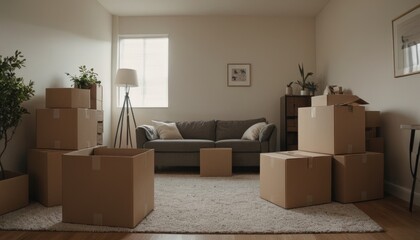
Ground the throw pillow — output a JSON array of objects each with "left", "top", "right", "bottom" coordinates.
[
  {"left": 259, "top": 123, "right": 275, "bottom": 142},
  {"left": 242, "top": 122, "right": 267, "bottom": 140},
  {"left": 152, "top": 120, "right": 183, "bottom": 139}
]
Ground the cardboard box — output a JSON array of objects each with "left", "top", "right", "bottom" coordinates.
[
  {"left": 333, "top": 152, "right": 384, "bottom": 203},
  {"left": 97, "top": 122, "right": 104, "bottom": 133},
  {"left": 36, "top": 108, "right": 97, "bottom": 150},
  {"left": 97, "top": 133, "right": 103, "bottom": 145},
  {"left": 96, "top": 110, "right": 104, "bottom": 122},
  {"left": 91, "top": 99, "right": 103, "bottom": 110},
  {"left": 90, "top": 84, "right": 103, "bottom": 101},
  {"left": 27, "top": 149, "right": 69, "bottom": 207},
  {"left": 365, "top": 127, "right": 378, "bottom": 139},
  {"left": 366, "top": 137, "right": 384, "bottom": 153},
  {"left": 200, "top": 148, "right": 232, "bottom": 177},
  {"left": 298, "top": 106, "right": 365, "bottom": 155},
  {"left": 0, "top": 171, "right": 28, "bottom": 215},
  {"left": 62, "top": 147, "right": 154, "bottom": 228},
  {"left": 260, "top": 151, "right": 331, "bottom": 209},
  {"left": 45, "top": 88, "right": 90, "bottom": 109},
  {"left": 311, "top": 95, "right": 368, "bottom": 107},
  {"left": 365, "top": 111, "right": 381, "bottom": 128}
]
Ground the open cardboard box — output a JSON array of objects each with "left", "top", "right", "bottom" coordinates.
[
  {"left": 0, "top": 171, "right": 28, "bottom": 216},
  {"left": 62, "top": 147, "right": 154, "bottom": 228}
]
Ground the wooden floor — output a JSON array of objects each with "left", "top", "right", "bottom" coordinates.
[{"left": 0, "top": 195, "right": 419, "bottom": 240}]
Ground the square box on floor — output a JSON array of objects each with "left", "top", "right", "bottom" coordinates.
[
  {"left": 333, "top": 152, "right": 384, "bottom": 203},
  {"left": 260, "top": 151, "right": 331, "bottom": 209},
  {"left": 62, "top": 147, "right": 154, "bottom": 228},
  {"left": 36, "top": 108, "right": 97, "bottom": 150},
  {"left": 200, "top": 148, "right": 232, "bottom": 177},
  {"left": 0, "top": 172, "right": 28, "bottom": 216},
  {"left": 298, "top": 105, "right": 365, "bottom": 155},
  {"left": 27, "top": 149, "right": 70, "bottom": 207}
]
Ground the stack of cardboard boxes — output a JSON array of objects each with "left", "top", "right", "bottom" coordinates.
[
  {"left": 261, "top": 94, "right": 384, "bottom": 208},
  {"left": 28, "top": 88, "right": 99, "bottom": 207}
]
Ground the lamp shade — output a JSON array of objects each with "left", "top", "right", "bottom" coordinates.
[{"left": 116, "top": 68, "right": 138, "bottom": 87}]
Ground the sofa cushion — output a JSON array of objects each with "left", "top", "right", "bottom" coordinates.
[
  {"left": 216, "top": 118, "right": 266, "bottom": 141},
  {"left": 152, "top": 121, "right": 183, "bottom": 139},
  {"left": 215, "top": 139, "right": 261, "bottom": 152},
  {"left": 176, "top": 120, "right": 216, "bottom": 140},
  {"left": 144, "top": 139, "right": 215, "bottom": 152},
  {"left": 242, "top": 122, "right": 267, "bottom": 140}
]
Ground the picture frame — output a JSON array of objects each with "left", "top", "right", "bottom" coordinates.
[
  {"left": 227, "top": 64, "right": 251, "bottom": 87},
  {"left": 392, "top": 4, "right": 420, "bottom": 77}
]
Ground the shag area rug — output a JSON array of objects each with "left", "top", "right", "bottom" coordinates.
[{"left": 0, "top": 174, "right": 382, "bottom": 233}]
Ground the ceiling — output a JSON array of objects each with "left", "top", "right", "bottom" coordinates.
[{"left": 97, "top": 0, "right": 329, "bottom": 17}]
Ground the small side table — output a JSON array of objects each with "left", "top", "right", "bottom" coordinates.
[{"left": 401, "top": 124, "right": 420, "bottom": 212}]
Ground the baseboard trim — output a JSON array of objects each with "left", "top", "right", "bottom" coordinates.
[{"left": 385, "top": 181, "right": 420, "bottom": 207}]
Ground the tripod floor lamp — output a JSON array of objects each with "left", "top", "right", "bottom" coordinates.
[{"left": 114, "top": 68, "right": 138, "bottom": 148}]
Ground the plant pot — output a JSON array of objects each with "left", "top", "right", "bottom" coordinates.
[
  {"left": 0, "top": 171, "right": 28, "bottom": 215},
  {"left": 285, "top": 87, "right": 293, "bottom": 95},
  {"left": 300, "top": 89, "right": 309, "bottom": 96}
]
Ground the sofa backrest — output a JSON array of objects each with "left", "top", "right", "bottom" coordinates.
[
  {"left": 216, "top": 118, "right": 266, "bottom": 141},
  {"left": 176, "top": 120, "right": 216, "bottom": 140}
]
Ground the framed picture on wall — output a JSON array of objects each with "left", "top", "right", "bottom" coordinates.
[
  {"left": 392, "top": 4, "right": 420, "bottom": 77},
  {"left": 227, "top": 64, "right": 251, "bottom": 87}
]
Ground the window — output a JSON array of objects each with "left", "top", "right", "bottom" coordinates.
[{"left": 118, "top": 36, "right": 168, "bottom": 108}]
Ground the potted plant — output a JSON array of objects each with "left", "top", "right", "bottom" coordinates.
[
  {"left": 306, "top": 81, "right": 318, "bottom": 96},
  {"left": 66, "top": 65, "right": 102, "bottom": 109},
  {"left": 0, "top": 50, "right": 34, "bottom": 215},
  {"left": 65, "top": 65, "right": 101, "bottom": 89},
  {"left": 294, "top": 63, "right": 313, "bottom": 95},
  {"left": 285, "top": 81, "right": 293, "bottom": 95}
]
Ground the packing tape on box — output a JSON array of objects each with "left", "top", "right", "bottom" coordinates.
[
  {"left": 53, "top": 109, "right": 60, "bottom": 119},
  {"left": 306, "top": 195, "right": 314, "bottom": 205},
  {"left": 307, "top": 158, "right": 313, "bottom": 169},
  {"left": 93, "top": 213, "right": 103, "bottom": 225},
  {"left": 311, "top": 108, "right": 316, "bottom": 118},
  {"left": 54, "top": 140, "right": 61, "bottom": 149},
  {"left": 144, "top": 204, "right": 148, "bottom": 214},
  {"left": 92, "top": 156, "right": 101, "bottom": 171},
  {"left": 362, "top": 155, "right": 367, "bottom": 164},
  {"left": 347, "top": 144, "right": 353, "bottom": 153},
  {"left": 85, "top": 109, "right": 90, "bottom": 119}
]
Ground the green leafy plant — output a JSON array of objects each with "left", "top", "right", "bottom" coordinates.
[
  {"left": 295, "top": 63, "right": 313, "bottom": 90},
  {"left": 66, "top": 65, "right": 100, "bottom": 89},
  {"left": 306, "top": 81, "right": 318, "bottom": 95},
  {"left": 0, "top": 50, "right": 35, "bottom": 180}
]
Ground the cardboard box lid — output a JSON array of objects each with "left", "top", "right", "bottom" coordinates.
[{"left": 311, "top": 95, "right": 368, "bottom": 107}]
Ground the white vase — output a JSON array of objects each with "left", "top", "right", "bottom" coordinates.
[{"left": 300, "top": 89, "right": 309, "bottom": 96}]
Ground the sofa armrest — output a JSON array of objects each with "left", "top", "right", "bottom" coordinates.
[
  {"left": 259, "top": 123, "right": 277, "bottom": 152},
  {"left": 136, "top": 127, "right": 148, "bottom": 148}
]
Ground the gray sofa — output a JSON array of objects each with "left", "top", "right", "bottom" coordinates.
[{"left": 136, "top": 118, "right": 276, "bottom": 167}]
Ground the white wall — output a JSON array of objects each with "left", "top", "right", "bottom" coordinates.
[
  {"left": 0, "top": 0, "right": 112, "bottom": 172},
  {"left": 316, "top": 0, "right": 420, "bottom": 205},
  {"left": 114, "top": 16, "right": 317, "bottom": 148}
]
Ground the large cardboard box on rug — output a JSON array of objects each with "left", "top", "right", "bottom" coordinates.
[
  {"left": 260, "top": 151, "right": 331, "bottom": 209},
  {"left": 36, "top": 108, "right": 97, "bottom": 150},
  {"left": 0, "top": 171, "right": 28, "bottom": 216},
  {"left": 200, "top": 148, "right": 232, "bottom": 177},
  {"left": 27, "top": 149, "right": 70, "bottom": 207},
  {"left": 62, "top": 147, "right": 154, "bottom": 228},
  {"left": 45, "top": 88, "right": 90, "bottom": 109},
  {"left": 333, "top": 152, "right": 384, "bottom": 203},
  {"left": 298, "top": 105, "right": 365, "bottom": 155},
  {"left": 311, "top": 95, "right": 368, "bottom": 107}
]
